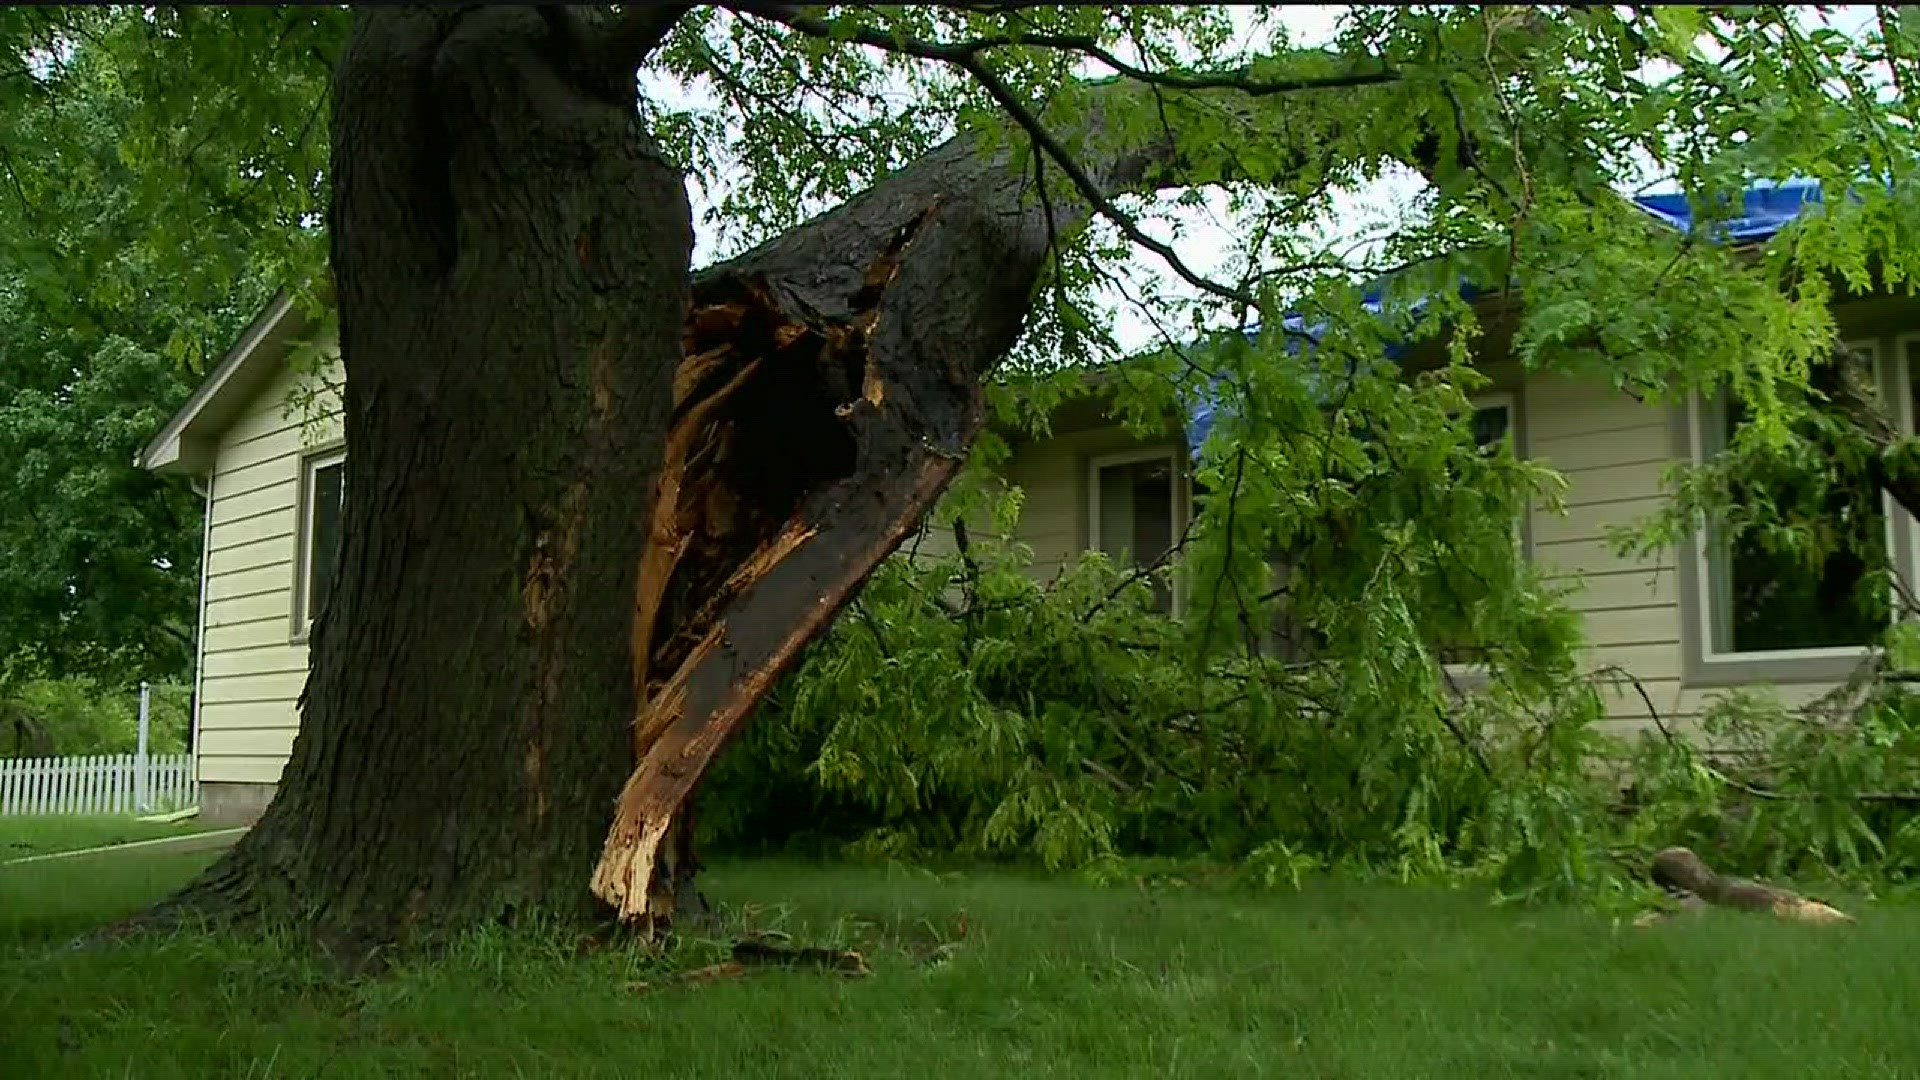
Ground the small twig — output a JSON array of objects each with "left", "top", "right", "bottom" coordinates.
[
  {"left": 1591, "top": 663, "right": 1675, "bottom": 744},
  {"left": 1197, "top": 448, "right": 1249, "bottom": 658},
  {"left": 960, "top": 55, "right": 1260, "bottom": 308},
  {"left": 951, "top": 518, "right": 986, "bottom": 659},
  {"left": 1433, "top": 702, "right": 1495, "bottom": 777},
  {"left": 1079, "top": 511, "right": 1198, "bottom": 623},
  {"left": 849, "top": 598, "right": 893, "bottom": 662},
  {"left": 1080, "top": 757, "right": 1136, "bottom": 796}
]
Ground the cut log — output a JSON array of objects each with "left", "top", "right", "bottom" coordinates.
[{"left": 1638, "top": 847, "right": 1855, "bottom": 927}]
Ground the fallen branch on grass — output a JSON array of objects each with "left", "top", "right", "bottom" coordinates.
[
  {"left": 1632, "top": 847, "right": 1854, "bottom": 928},
  {"left": 627, "top": 938, "right": 873, "bottom": 993},
  {"left": 729, "top": 938, "right": 873, "bottom": 975}
]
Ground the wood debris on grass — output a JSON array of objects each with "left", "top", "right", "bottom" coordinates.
[
  {"left": 628, "top": 937, "right": 872, "bottom": 993},
  {"left": 1631, "top": 846, "right": 1855, "bottom": 928}
]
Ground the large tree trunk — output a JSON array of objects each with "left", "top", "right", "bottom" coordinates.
[
  {"left": 141, "top": 6, "right": 1172, "bottom": 946},
  {"left": 153, "top": 8, "right": 694, "bottom": 943}
]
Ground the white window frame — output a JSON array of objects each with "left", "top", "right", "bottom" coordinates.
[
  {"left": 1088, "top": 447, "right": 1190, "bottom": 618},
  {"left": 291, "top": 447, "right": 347, "bottom": 641},
  {"left": 1687, "top": 338, "right": 1905, "bottom": 668}
]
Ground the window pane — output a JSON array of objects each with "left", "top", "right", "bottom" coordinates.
[
  {"left": 1097, "top": 457, "right": 1176, "bottom": 613},
  {"left": 1722, "top": 537, "right": 1885, "bottom": 652},
  {"left": 309, "top": 460, "right": 345, "bottom": 621},
  {"left": 1471, "top": 404, "right": 1510, "bottom": 450},
  {"left": 1713, "top": 396, "right": 1885, "bottom": 653}
]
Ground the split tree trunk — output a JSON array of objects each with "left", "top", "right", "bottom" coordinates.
[
  {"left": 588, "top": 107, "right": 1176, "bottom": 923},
  {"left": 148, "top": 7, "right": 1178, "bottom": 945}
]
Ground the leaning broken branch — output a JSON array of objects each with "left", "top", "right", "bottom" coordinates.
[{"left": 593, "top": 95, "right": 1162, "bottom": 922}]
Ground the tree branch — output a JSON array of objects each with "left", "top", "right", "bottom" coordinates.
[
  {"left": 546, "top": 4, "right": 691, "bottom": 88},
  {"left": 729, "top": 2, "right": 1415, "bottom": 310},
  {"left": 954, "top": 54, "right": 1259, "bottom": 308},
  {"left": 729, "top": 2, "right": 1398, "bottom": 96}
]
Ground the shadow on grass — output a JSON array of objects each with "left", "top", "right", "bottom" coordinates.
[{"left": 2, "top": 853, "right": 1917, "bottom": 1078}]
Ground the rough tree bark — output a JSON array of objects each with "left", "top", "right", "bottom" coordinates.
[
  {"left": 150, "top": 7, "right": 696, "bottom": 942},
  {"left": 141, "top": 6, "right": 1191, "bottom": 945}
]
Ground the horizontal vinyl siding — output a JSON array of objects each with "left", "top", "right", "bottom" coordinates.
[
  {"left": 1523, "top": 370, "right": 1856, "bottom": 735},
  {"left": 1003, "top": 426, "right": 1185, "bottom": 583},
  {"left": 1524, "top": 371, "right": 1686, "bottom": 732},
  {"left": 196, "top": 354, "right": 341, "bottom": 786}
]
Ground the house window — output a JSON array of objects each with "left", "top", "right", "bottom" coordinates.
[
  {"left": 1692, "top": 343, "right": 1892, "bottom": 659},
  {"left": 294, "top": 449, "right": 346, "bottom": 635},
  {"left": 1436, "top": 392, "right": 1522, "bottom": 676},
  {"left": 1090, "top": 449, "right": 1185, "bottom": 614},
  {"left": 1469, "top": 394, "right": 1513, "bottom": 452}
]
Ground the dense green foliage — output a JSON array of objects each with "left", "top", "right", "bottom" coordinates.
[
  {"left": 0, "top": 8, "right": 334, "bottom": 691},
  {"left": 705, "top": 381, "right": 1603, "bottom": 889},
  {"left": 0, "top": 676, "right": 188, "bottom": 758},
  {"left": 708, "top": 503, "right": 1920, "bottom": 898},
  {"left": 689, "top": 5, "right": 1920, "bottom": 901}
]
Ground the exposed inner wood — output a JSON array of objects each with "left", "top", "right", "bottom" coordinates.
[{"left": 592, "top": 208, "right": 947, "bottom": 924}]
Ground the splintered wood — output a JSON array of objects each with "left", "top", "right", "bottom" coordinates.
[{"left": 593, "top": 205, "right": 947, "bottom": 925}]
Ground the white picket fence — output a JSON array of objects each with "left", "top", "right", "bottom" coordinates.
[{"left": 0, "top": 753, "right": 197, "bottom": 816}]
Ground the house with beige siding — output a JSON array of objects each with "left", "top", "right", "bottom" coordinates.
[
  {"left": 139, "top": 186, "right": 1920, "bottom": 825},
  {"left": 978, "top": 299, "right": 1920, "bottom": 734},
  {"left": 138, "top": 292, "right": 345, "bottom": 824}
]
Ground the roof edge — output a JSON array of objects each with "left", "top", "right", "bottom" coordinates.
[{"left": 136, "top": 289, "right": 298, "bottom": 475}]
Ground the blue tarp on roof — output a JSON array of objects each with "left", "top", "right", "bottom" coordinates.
[
  {"left": 1181, "top": 179, "right": 1829, "bottom": 458},
  {"left": 1628, "top": 176, "right": 1826, "bottom": 243}
]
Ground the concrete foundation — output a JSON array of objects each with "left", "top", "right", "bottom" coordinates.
[{"left": 198, "top": 781, "right": 278, "bottom": 826}]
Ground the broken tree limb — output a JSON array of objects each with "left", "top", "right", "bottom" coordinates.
[
  {"left": 730, "top": 938, "right": 873, "bottom": 975},
  {"left": 589, "top": 60, "right": 1494, "bottom": 923},
  {"left": 625, "top": 939, "right": 870, "bottom": 994},
  {"left": 1642, "top": 847, "right": 1854, "bottom": 926},
  {"left": 590, "top": 96, "right": 1171, "bottom": 923}
]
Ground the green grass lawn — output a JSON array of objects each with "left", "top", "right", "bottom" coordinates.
[
  {"left": 2, "top": 849, "right": 1917, "bottom": 1079},
  {"left": 0, "top": 813, "right": 225, "bottom": 861}
]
